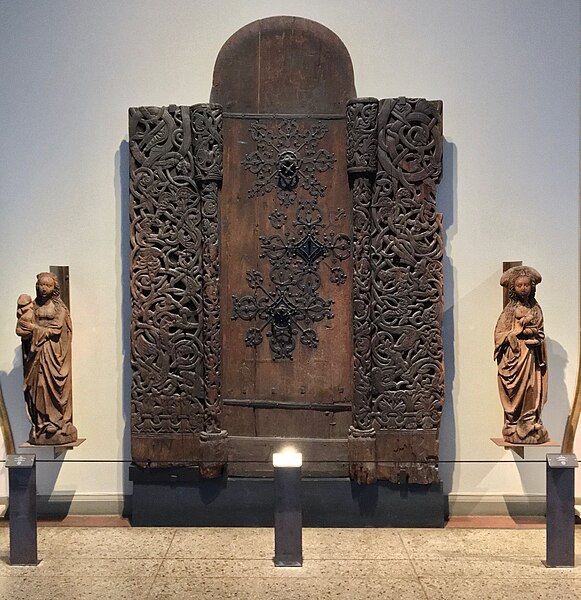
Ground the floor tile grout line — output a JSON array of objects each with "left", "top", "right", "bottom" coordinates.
[
  {"left": 145, "top": 528, "right": 178, "bottom": 599},
  {"left": 397, "top": 530, "right": 430, "bottom": 600}
]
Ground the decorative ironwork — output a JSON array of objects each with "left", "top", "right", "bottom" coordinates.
[
  {"left": 241, "top": 119, "right": 336, "bottom": 206},
  {"left": 269, "top": 208, "right": 287, "bottom": 229},
  {"left": 232, "top": 196, "right": 351, "bottom": 360},
  {"left": 232, "top": 270, "right": 333, "bottom": 361},
  {"left": 129, "top": 105, "right": 204, "bottom": 436},
  {"left": 233, "top": 119, "right": 349, "bottom": 360},
  {"left": 129, "top": 17, "right": 446, "bottom": 489}
]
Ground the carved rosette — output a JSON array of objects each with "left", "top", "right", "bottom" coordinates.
[
  {"left": 371, "top": 97, "right": 444, "bottom": 484},
  {"left": 129, "top": 105, "right": 205, "bottom": 442}
]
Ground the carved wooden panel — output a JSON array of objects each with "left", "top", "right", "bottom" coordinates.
[
  {"left": 129, "top": 17, "right": 444, "bottom": 483},
  {"left": 347, "top": 98, "right": 378, "bottom": 436},
  {"left": 370, "top": 98, "right": 443, "bottom": 483},
  {"left": 129, "top": 104, "right": 223, "bottom": 466}
]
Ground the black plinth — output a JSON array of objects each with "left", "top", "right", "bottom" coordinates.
[
  {"left": 129, "top": 466, "right": 445, "bottom": 527},
  {"left": 274, "top": 466, "right": 302, "bottom": 566},
  {"left": 7, "top": 454, "right": 38, "bottom": 565},
  {"left": 545, "top": 453, "right": 578, "bottom": 568}
]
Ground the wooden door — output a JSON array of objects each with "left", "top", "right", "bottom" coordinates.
[
  {"left": 129, "top": 16, "right": 445, "bottom": 484},
  {"left": 212, "top": 17, "right": 356, "bottom": 474}
]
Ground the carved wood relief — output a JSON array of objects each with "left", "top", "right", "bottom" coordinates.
[
  {"left": 129, "top": 104, "right": 224, "bottom": 467},
  {"left": 346, "top": 97, "right": 444, "bottom": 484},
  {"left": 347, "top": 98, "right": 377, "bottom": 435},
  {"left": 129, "top": 17, "right": 444, "bottom": 484}
]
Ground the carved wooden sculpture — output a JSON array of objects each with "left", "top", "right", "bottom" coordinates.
[
  {"left": 347, "top": 97, "right": 444, "bottom": 483},
  {"left": 129, "top": 104, "right": 224, "bottom": 469},
  {"left": 16, "top": 272, "right": 77, "bottom": 445},
  {"left": 129, "top": 16, "right": 444, "bottom": 484},
  {"left": 495, "top": 266, "right": 549, "bottom": 444}
]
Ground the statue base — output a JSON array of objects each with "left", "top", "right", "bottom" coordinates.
[
  {"left": 491, "top": 437, "right": 559, "bottom": 459},
  {"left": 128, "top": 466, "right": 445, "bottom": 527},
  {"left": 20, "top": 438, "right": 85, "bottom": 459}
]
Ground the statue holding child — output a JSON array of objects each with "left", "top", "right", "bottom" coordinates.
[{"left": 16, "top": 272, "right": 77, "bottom": 445}]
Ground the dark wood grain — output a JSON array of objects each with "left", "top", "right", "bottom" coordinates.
[
  {"left": 216, "top": 17, "right": 356, "bottom": 470},
  {"left": 211, "top": 17, "right": 355, "bottom": 114},
  {"left": 227, "top": 436, "right": 348, "bottom": 477},
  {"left": 49, "top": 266, "right": 70, "bottom": 310},
  {"left": 129, "top": 18, "right": 446, "bottom": 485}
]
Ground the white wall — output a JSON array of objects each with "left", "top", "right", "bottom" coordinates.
[{"left": 0, "top": 0, "right": 579, "bottom": 508}]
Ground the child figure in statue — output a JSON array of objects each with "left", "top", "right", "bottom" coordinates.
[
  {"left": 494, "top": 266, "right": 549, "bottom": 444},
  {"left": 16, "top": 272, "right": 78, "bottom": 445},
  {"left": 16, "top": 294, "right": 34, "bottom": 329}
]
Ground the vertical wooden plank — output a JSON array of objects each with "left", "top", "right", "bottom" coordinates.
[
  {"left": 214, "top": 17, "right": 357, "bottom": 455},
  {"left": 192, "top": 103, "right": 228, "bottom": 477},
  {"left": 129, "top": 105, "right": 204, "bottom": 465},
  {"left": 502, "top": 261, "right": 523, "bottom": 308},
  {"left": 346, "top": 98, "right": 379, "bottom": 483},
  {"left": 49, "top": 265, "right": 70, "bottom": 310},
  {"left": 371, "top": 98, "right": 444, "bottom": 484},
  {"left": 211, "top": 17, "right": 355, "bottom": 115}
]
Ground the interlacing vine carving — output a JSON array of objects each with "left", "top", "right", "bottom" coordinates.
[
  {"left": 192, "top": 104, "right": 224, "bottom": 436},
  {"left": 370, "top": 98, "right": 443, "bottom": 426},
  {"left": 129, "top": 104, "right": 225, "bottom": 444},
  {"left": 129, "top": 105, "right": 205, "bottom": 435},
  {"left": 129, "top": 96, "right": 443, "bottom": 483},
  {"left": 371, "top": 97, "right": 443, "bottom": 482},
  {"left": 347, "top": 98, "right": 378, "bottom": 435},
  {"left": 347, "top": 97, "right": 444, "bottom": 484}
]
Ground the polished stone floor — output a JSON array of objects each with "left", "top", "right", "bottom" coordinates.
[{"left": 0, "top": 519, "right": 579, "bottom": 599}]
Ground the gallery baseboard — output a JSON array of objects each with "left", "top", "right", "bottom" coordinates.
[
  {"left": 1, "top": 492, "right": 578, "bottom": 519},
  {"left": 446, "top": 493, "right": 549, "bottom": 516},
  {"left": 0, "top": 493, "right": 130, "bottom": 518}
]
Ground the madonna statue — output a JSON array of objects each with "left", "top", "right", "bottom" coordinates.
[
  {"left": 494, "top": 266, "right": 549, "bottom": 444},
  {"left": 16, "top": 272, "right": 78, "bottom": 445}
]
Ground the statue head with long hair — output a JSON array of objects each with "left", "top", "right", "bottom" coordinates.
[
  {"left": 35, "top": 272, "right": 62, "bottom": 305},
  {"left": 500, "top": 265, "right": 542, "bottom": 304}
]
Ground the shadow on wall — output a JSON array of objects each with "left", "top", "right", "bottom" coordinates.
[
  {"left": 0, "top": 138, "right": 134, "bottom": 507},
  {"left": 115, "top": 139, "right": 132, "bottom": 515},
  {"left": 513, "top": 336, "right": 570, "bottom": 497},
  {"left": 112, "top": 132, "right": 462, "bottom": 497},
  {"left": 2, "top": 347, "right": 29, "bottom": 448},
  {"left": 0, "top": 347, "right": 65, "bottom": 497},
  {"left": 544, "top": 337, "right": 570, "bottom": 444},
  {"left": 437, "top": 138, "right": 458, "bottom": 495}
]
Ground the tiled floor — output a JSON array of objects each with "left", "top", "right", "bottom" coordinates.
[{"left": 0, "top": 521, "right": 579, "bottom": 599}]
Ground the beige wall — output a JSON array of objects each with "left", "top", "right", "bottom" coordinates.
[{"left": 0, "top": 0, "right": 579, "bottom": 510}]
